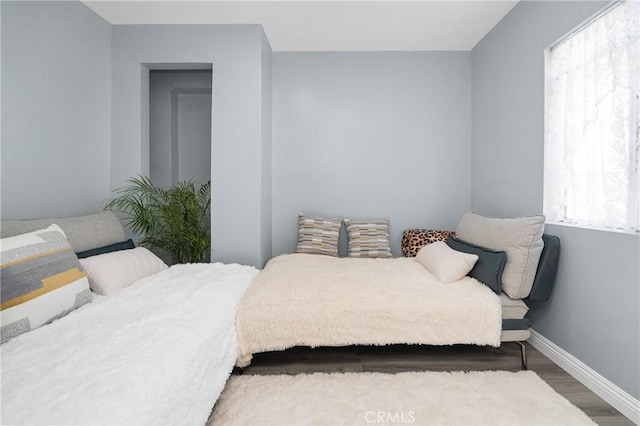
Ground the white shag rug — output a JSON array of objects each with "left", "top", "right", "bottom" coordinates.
[{"left": 210, "top": 371, "right": 596, "bottom": 426}]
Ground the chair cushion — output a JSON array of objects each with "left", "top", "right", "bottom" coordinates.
[{"left": 455, "top": 211, "right": 545, "bottom": 299}]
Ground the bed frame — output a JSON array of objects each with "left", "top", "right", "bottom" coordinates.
[
  {"left": 508, "top": 234, "right": 561, "bottom": 369},
  {"left": 238, "top": 234, "right": 561, "bottom": 372}
]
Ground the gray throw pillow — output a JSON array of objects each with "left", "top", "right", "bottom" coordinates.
[{"left": 446, "top": 236, "right": 506, "bottom": 294}]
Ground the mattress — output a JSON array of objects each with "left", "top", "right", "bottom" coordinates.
[
  {"left": 236, "top": 253, "right": 502, "bottom": 366},
  {"left": 1, "top": 263, "right": 257, "bottom": 425}
]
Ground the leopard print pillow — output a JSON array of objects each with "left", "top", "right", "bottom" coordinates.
[{"left": 401, "top": 229, "right": 455, "bottom": 257}]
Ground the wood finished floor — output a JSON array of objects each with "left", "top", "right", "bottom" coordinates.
[{"left": 224, "top": 343, "right": 633, "bottom": 425}]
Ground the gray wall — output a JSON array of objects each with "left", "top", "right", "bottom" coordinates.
[
  {"left": 111, "top": 25, "right": 272, "bottom": 267},
  {"left": 272, "top": 52, "right": 471, "bottom": 257},
  {"left": 177, "top": 92, "right": 212, "bottom": 183},
  {"left": 471, "top": 0, "right": 639, "bottom": 398},
  {"left": 149, "top": 70, "right": 212, "bottom": 187},
  {"left": 260, "top": 33, "right": 273, "bottom": 266},
  {"left": 1, "top": 1, "right": 112, "bottom": 219}
]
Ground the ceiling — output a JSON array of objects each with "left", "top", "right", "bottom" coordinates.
[{"left": 83, "top": 1, "right": 519, "bottom": 52}]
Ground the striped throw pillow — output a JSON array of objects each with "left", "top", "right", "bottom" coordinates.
[
  {"left": 1, "top": 224, "right": 92, "bottom": 344},
  {"left": 344, "top": 218, "right": 392, "bottom": 258},
  {"left": 296, "top": 213, "right": 341, "bottom": 257}
]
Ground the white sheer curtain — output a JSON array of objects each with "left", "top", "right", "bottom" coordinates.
[{"left": 544, "top": 0, "right": 640, "bottom": 231}]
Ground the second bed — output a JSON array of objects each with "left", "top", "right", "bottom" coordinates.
[{"left": 236, "top": 253, "right": 503, "bottom": 366}]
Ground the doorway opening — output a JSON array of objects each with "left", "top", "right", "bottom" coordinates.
[{"left": 148, "top": 68, "right": 212, "bottom": 188}]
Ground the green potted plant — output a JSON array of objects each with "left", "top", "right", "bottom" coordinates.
[{"left": 106, "top": 175, "right": 211, "bottom": 264}]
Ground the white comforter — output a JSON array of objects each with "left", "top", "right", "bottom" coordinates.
[
  {"left": 236, "top": 254, "right": 501, "bottom": 366},
  {"left": 1, "top": 262, "right": 257, "bottom": 426}
]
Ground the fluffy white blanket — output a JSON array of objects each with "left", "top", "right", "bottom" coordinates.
[
  {"left": 236, "top": 254, "right": 501, "bottom": 366},
  {"left": 1, "top": 263, "right": 257, "bottom": 426}
]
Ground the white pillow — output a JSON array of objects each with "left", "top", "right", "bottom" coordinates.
[
  {"left": 79, "top": 247, "right": 168, "bottom": 295},
  {"left": 414, "top": 241, "right": 478, "bottom": 283},
  {"left": 455, "top": 211, "right": 545, "bottom": 299}
]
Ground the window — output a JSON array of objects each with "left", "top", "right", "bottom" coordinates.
[{"left": 544, "top": 0, "right": 639, "bottom": 232}]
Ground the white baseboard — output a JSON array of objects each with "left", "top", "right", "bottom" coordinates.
[{"left": 529, "top": 329, "right": 639, "bottom": 425}]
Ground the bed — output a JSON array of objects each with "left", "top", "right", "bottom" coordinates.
[
  {"left": 1, "top": 212, "right": 257, "bottom": 425},
  {"left": 236, "top": 254, "right": 502, "bottom": 366},
  {"left": 235, "top": 212, "right": 560, "bottom": 369}
]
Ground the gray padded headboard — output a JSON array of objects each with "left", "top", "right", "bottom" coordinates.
[
  {"left": 1, "top": 211, "right": 126, "bottom": 253},
  {"left": 526, "top": 234, "right": 561, "bottom": 303}
]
